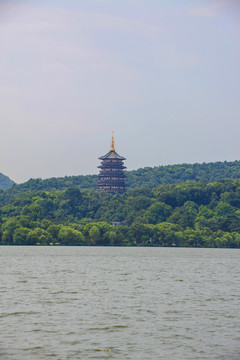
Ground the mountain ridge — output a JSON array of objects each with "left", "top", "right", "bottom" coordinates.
[
  {"left": 0, "top": 173, "right": 15, "bottom": 190},
  {"left": 3, "top": 160, "right": 240, "bottom": 193}
]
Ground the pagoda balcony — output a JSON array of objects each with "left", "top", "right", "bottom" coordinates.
[
  {"left": 98, "top": 179, "right": 126, "bottom": 183},
  {"left": 99, "top": 176, "right": 125, "bottom": 183},
  {"left": 98, "top": 164, "right": 126, "bottom": 169},
  {"left": 98, "top": 172, "right": 126, "bottom": 177},
  {"left": 97, "top": 184, "right": 126, "bottom": 189},
  {"left": 98, "top": 180, "right": 126, "bottom": 186}
]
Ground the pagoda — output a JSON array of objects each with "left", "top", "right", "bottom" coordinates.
[{"left": 97, "top": 134, "right": 127, "bottom": 194}]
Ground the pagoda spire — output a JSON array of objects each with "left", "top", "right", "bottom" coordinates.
[{"left": 110, "top": 131, "right": 115, "bottom": 151}]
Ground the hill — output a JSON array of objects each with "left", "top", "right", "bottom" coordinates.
[
  {"left": 0, "top": 178, "right": 240, "bottom": 248},
  {"left": 126, "top": 160, "right": 240, "bottom": 188},
  {"left": 0, "top": 173, "right": 15, "bottom": 190},
  {"left": 3, "top": 160, "right": 240, "bottom": 194}
]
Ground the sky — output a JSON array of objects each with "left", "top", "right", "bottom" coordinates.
[{"left": 0, "top": 0, "right": 239, "bottom": 183}]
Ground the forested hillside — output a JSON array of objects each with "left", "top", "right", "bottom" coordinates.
[
  {"left": 3, "top": 160, "right": 240, "bottom": 194},
  {"left": 0, "top": 173, "right": 15, "bottom": 190},
  {"left": 1, "top": 179, "right": 240, "bottom": 248},
  {"left": 126, "top": 161, "right": 240, "bottom": 188}
]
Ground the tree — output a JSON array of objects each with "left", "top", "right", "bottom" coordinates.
[
  {"left": 89, "top": 226, "right": 100, "bottom": 244},
  {"left": 145, "top": 202, "right": 172, "bottom": 224},
  {"left": 130, "top": 223, "right": 151, "bottom": 244},
  {"left": 127, "top": 195, "right": 152, "bottom": 211},
  {"left": 1, "top": 218, "right": 21, "bottom": 244},
  {"left": 27, "top": 228, "right": 53, "bottom": 245},
  {"left": 13, "top": 227, "right": 31, "bottom": 245},
  {"left": 168, "top": 201, "right": 198, "bottom": 228},
  {"left": 47, "top": 224, "right": 61, "bottom": 243},
  {"left": 58, "top": 226, "right": 84, "bottom": 245},
  {"left": 104, "top": 230, "right": 117, "bottom": 246},
  {"left": 154, "top": 222, "right": 183, "bottom": 246},
  {"left": 214, "top": 201, "right": 235, "bottom": 217},
  {"left": 21, "top": 203, "right": 44, "bottom": 221}
]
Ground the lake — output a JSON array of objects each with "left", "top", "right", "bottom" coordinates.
[{"left": 0, "top": 246, "right": 239, "bottom": 359}]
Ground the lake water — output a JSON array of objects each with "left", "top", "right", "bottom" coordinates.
[{"left": 0, "top": 246, "right": 239, "bottom": 360}]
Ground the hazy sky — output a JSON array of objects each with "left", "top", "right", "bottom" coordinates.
[{"left": 0, "top": 0, "right": 239, "bottom": 183}]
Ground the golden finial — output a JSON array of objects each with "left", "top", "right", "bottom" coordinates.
[{"left": 110, "top": 131, "right": 115, "bottom": 151}]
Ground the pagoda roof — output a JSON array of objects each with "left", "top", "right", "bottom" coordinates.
[{"left": 99, "top": 150, "right": 126, "bottom": 160}]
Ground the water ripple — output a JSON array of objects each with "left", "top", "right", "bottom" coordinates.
[{"left": 0, "top": 246, "right": 239, "bottom": 360}]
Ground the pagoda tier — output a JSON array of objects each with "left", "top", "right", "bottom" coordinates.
[{"left": 97, "top": 135, "right": 127, "bottom": 194}]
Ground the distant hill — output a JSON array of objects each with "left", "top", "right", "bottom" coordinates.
[
  {"left": 3, "top": 160, "right": 240, "bottom": 194},
  {"left": 1, "top": 161, "right": 240, "bottom": 248},
  {"left": 126, "top": 160, "right": 240, "bottom": 189},
  {"left": 0, "top": 173, "right": 15, "bottom": 190}
]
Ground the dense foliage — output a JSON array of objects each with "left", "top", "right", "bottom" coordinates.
[
  {"left": 1, "top": 179, "right": 240, "bottom": 248},
  {"left": 0, "top": 173, "right": 15, "bottom": 190},
  {"left": 126, "top": 161, "right": 240, "bottom": 188},
  {"left": 4, "top": 160, "right": 240, "bottom": 193}
]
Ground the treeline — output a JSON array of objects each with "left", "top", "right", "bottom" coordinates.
[
  {"left": 0, "top": 179, "right": 240, "bottom": 248},
  {"left": 3, "top": 160, "right": 240, "bottom": 194},
  {"left": 126, "top": 160, "right": 240, "bottom": 188}
]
